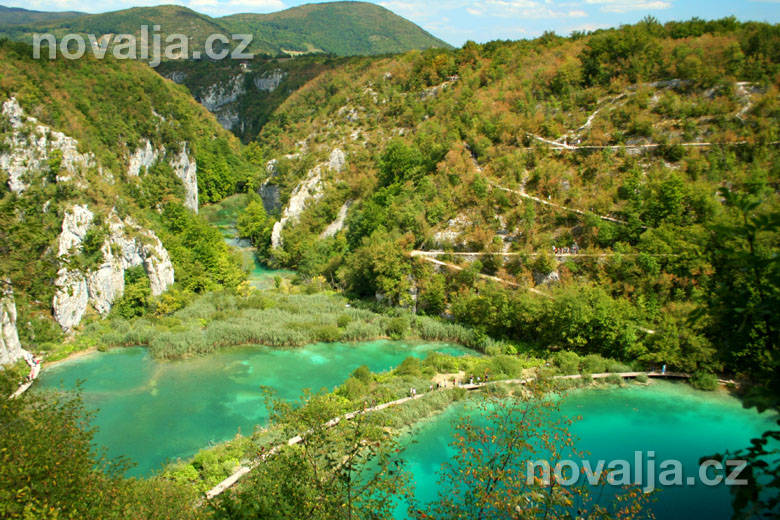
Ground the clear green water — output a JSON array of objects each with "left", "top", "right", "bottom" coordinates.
[
  {"left": 397, "top": 381, "right": 777, "bottom": 519},
  {"left": 38, "top": 341, "right": 471, "bottom": 476}
]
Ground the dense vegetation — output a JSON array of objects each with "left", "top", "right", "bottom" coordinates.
[
  {"left": 0, "top": 39, "right": 254, "bottom": 344},
  {"left": 0, "top": 372, "right": 202, "bottom": 519},
  {"left": 1, "top": 12, "right": 778, "bottom": 520},
  {"left": 0, "top": 2, "right": 450, "bottom": 58},
  {"left": 244, "top": 18, "right": 778, "bottom": 389},
  {"left": 0, "top": 5, "right": 85, "bottom": 26}
]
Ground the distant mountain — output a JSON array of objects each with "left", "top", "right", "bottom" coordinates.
[
  {"left": 0, "top": 5, "right": 85, "bottom": 26},
  {"left": 0, "top": 2, "right": 451, "bottom": 57},
  {"left": 220, "top": 1, "right": 452, "bottom": 56}
]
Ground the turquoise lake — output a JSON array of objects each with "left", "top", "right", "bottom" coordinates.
[
  {"left": 397, "top": 381, "right": 777, "bottom": 519},
  {"left": 37, "top": 341, "right": 471, "bottom": 476}
]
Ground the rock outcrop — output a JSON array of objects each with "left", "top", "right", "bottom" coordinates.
[
  {"left": 0, "top": 282, "right": 28, "bottom": 367},
  {"left": 0, "top": 97, "right": 94, "bottom": 193},
  {"left": 271, "top": 149, "right": 346, "bottom": 248},
  {"left": 126, "top": 140, "right": 199, "bottom": 213},
  {"left": 320, "top": 200, "right": 352, "bottom": 238},
  {"left": 53, "top": 205, "right": 175, "bottom": 331},
  {"left": 200, "top": 74, "right": 246, "bottom": 112},
  {"left": 127, "top": 139, "right": 157, "bottom": 177},
  {"left": 170, "top": 145, "right": 199, "bottom": 213},
  {"left": 254, "top": 70, "right": 285, "bottom": 92},
  {"left": 258, "top": 159, "right": 282, "bottom": 214}
]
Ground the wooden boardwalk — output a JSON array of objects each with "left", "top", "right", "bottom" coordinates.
[{"left": 205, "top": 370, "right": 688, "bottom": 500}]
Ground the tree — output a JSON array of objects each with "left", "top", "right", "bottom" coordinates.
[
  {"left": 237, "top": 196, "right": 273, "bottom": 252},
  {"left": 0, "top": 373, "right": 200, "bottom": 519},
  {"left": 414, "top": 382, "right": 652, "bottom": 519},
  {"left": 704, "top": 187, "right": 778, "bottom": 387},
  {"left": 339, "top": 230, "right": 413, "bottom": 305},
  {"left": 209, "top": 390, "right": 410, "bottom": 520},
  {"left": 378, "top": 139, "right": 424, "bottom": 187},
  {"left": 702, "top": 187, "right": 779, "bottom": 519}
]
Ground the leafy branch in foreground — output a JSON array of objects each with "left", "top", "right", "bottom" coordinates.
[
  {"left": 208, "top": 389, "right": 411, "bottom": 520},
  {"left": 414, "top": 381, "right": 654, "bottom": 520}
]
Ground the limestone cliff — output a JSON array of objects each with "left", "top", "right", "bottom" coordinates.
[
  {"left": 271, "top": 148, "right": 346, "bottom": 248},
  {"left": 127, "top": 140, "right": 199, "bottom": 213},
  {"left": 0, "top": 282, "right": 27, "bottom": 367},
  {"left": 163, "top": 67, "right": 287, "bottom": 134},
  {"left": 53, "top": 205, "right": 175, "bottom": 331},
  {"left": 0, "top": 97, "right": 95, "bottom": 193}
]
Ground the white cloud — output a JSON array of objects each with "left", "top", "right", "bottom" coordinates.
[{"left": 584, "top": 0, "right": 672, "bottom": 13}]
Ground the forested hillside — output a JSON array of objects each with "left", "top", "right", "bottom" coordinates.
[
  {"left": 0, "top": 5, "right": 85, "bottom": 26},
  {"left": 240, "top": 17, "right": 779, "bottom": 389},
  {"left": 0, "top": 39, "right": 258, "bottom": 348},
  {"left": 0, "top": 2, "right": 450, "bottom": 58}
]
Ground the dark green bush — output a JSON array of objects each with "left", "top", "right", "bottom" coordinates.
[
  {"left": 386, "top": 317, "right": 408, "bottom": 340},
  {"left": 690, "top": 371, "right": 718, "bottom": 391}
]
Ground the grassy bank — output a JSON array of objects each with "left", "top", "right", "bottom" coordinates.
[{"left": 48, "top": 290, "right": 504, "bottom": 360}]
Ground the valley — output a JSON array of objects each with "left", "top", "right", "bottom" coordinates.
[{"left": 0, "top": 4, "right": 778, "bottom": 520}]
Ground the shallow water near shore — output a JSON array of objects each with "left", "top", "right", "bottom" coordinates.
[
  {"left": 396, "top": 381, "right": 777, "bottom": 519},
  {"left": 37, "top": 340, "right": 471, "bottom": 476}
]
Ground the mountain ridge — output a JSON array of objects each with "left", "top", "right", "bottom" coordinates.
[{"left": 0, "top": 1, "right": 451, "bottom": 57}]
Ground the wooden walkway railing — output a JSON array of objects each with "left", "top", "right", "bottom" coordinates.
[{"left": 204, "top": 370, "right": 688, "bottom": 500}]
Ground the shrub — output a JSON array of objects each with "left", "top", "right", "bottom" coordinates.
[
  {"left": 635, "top": 374, "right": 649, "bottom": 383},
  {"left": 551, "top": 351, "right": 581, "bottom": 374},
  {"left": 336, "top": 314, "right": 352, "bottom": 328},
  {"left": 580, "top": 354, "right": 608, "bottom": 374},
  {"left": 395, "top": 356, "right": 422, "bottom": 377},
  {"left": 314, "top": 325, "right": 341, "bottom": 343},
  {"left": 352, "top": 365, "right": 372, "bottom": 383},
  {"left": 606, "top": 361, "right": 632, "bottom": 373},
  {"left": 385, "top": 317, "right": 408, "bottom": 340},
  {"left": 690, "top": 371, "right": 718, "bottom": 391},
  {"left": 605, "top": 374, "right": 623, "bottom": 386}
]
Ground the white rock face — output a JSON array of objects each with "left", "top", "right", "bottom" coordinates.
[
  {"left": 126, "top": 141, "right": 199, "bottom": 213},
  {"left": 328, "top": 148, "right": 346, "bottom": 173},
  {"left": 254, "top": 70, "right": 285, "bottom": 92},
  {"left": 166, "top": 71, "right": 187, "bottom": 84},
  {"left": 0, "top": 97, "right": 94, "bottom": 193},
  {"left": 433, "top": 215, "right": 470, "bottom": 246},
  {"left": 53, "top": 206, "right": 175, "bottom": 331},
  {"left": 200, "top": 75, "right": 246, "bottom": 111},
  {"left": 57, "top": 204, "right": 95, "bottom": 256},
  {"left": 533, "top": 270, "right": 560, "bottom": 286},
  {"left": 271, "top": 149, "right": 346, "bottom": 249},
  {"left": 320, "top": 200, "right": 352, "bottom": 239},
  {"left": 170, "top": 146, "right": 199, "bottom": 213},
  {"left": 0, "top": 282, "right": 28, "bottom": 367},
  {"left": 127, "top": 139, "right": 158, "bottom": 177}
]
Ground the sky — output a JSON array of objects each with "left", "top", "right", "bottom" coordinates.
[{"left": 2, "top": 0, "right": 779, "bottom": 46}]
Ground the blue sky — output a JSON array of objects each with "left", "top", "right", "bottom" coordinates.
[{"left": 3, "top": 0, "right": 779, "bottom": 45}]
